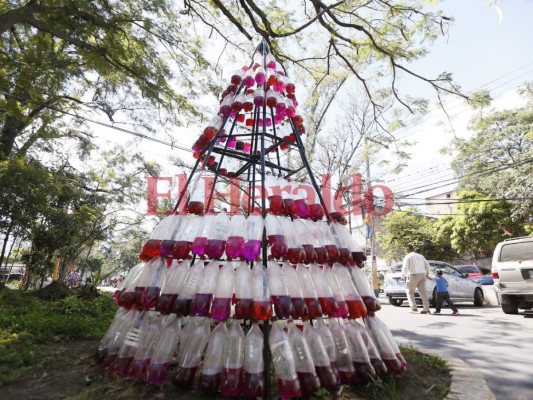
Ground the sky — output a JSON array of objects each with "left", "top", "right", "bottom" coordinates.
[{"left": 86, "top": 0, "right": 533, "bottom": 217}]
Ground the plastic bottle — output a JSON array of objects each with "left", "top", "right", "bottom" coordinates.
[
  {"left": 243, "top": 322, "right": 264, "bottom": 398},
  {"left": 172, "top": 317, "right": 211, "bottom": 389},
  {"left": 192, "top": 214, "right": 214, "bottom": 257},
  {"left": 330, "top": 223, "right": 353, "bottom": 265},
  {"left": 303, "top": 320, "right": 337, "bottom": 391},
  {"left": 142, "top": 317, "right": 180, "bottom": 384},
  {"left": 234, "top": 261, "right": 254, "bottom": 319},
  {"left": 172, "top": 216, "right": 204, "bottom": 259},
  {"left": 226, "top": 215, "right": 247, "bottom": 259},
  {"left": 365, "top": 316, "right": 406, "bottom": 373},
  {"left": 333, "top": 264, "right": 368, "bottom": 319},
  {"left": 220, "top": 319, "right": 245, "bottom": 396},
  {"left": 211, "top": 262, "right": 234, "bottom": 321},
  {"left": 265, "top": 215, "right": 288, "bottom": 259},
  {"left": 157, "top": 260, "right": 190, "bottom": 314},
  {"left": 303, "top": 220, "right": 328, "bottom": 264},
  {"left": 96, "top": 307, "right": 129, "bottom": 363},
  {"left": 203, "top": 115, "right": 223, "bottom": 140},
  {"left": 314, "top": 318, "right": 341, "bottom": 385},
  {"left": 139, "top": 257, "right": 166, "bottom": 310},
  {"left": 357, "top": 321, "right": 388, "bottom": 377},
  {"left": 231, "top": 68, "right": 244, "bottom": 85},
  {"left": 280, "top": 177, "right": 297, "bottom": 217},
  {"left": 127, "top": 313, "right": 165, "bottom": 381},
  {"left": 267, "top": 261, "right": 294, "bottom": 319},
  {"left": 296, "top": 264, "right": 323, "bottom": 318},
  {"left": 269, "top": 320, "right": 301, "bottom": 398},
  {"left": 323, "top": 266, "right": 349, "bottom": 318},
  {"left": 293, "top": 182, "right": 311, "bottom": 219},
  {"left": 287, "top": 321, "right": 320, "bottom": 396},
  {"left": 265, "top": 173, "right": 284, "bottom": 215},
  {"left": 116, "top": 262, "right": 144, "bottom": 309},
  {"left": 349, "top": 266, "right": 382, "bottom": 313},
  {"left": 294, "top": 219, "right": 317, "bottom": 263},
  {"left": 242, "top": 213, "right": 264, "bottom": 261},
  {"left": 198, "top": 321, "right": 228, "bottom": 393},
  {"left": 370, "top": 315, "right": 407, "bottom": 371},
  {"left": 140, "top": 215, "right": 175, "bottom": 261},
  {"left": 307, "top": 186, "right": 325, "bottom": 222},
  {"left": 282, "top": 262, "right": 308, "bottom": 319},
  {"left": 279, "top": 218, "right": 305, "bottom": 264},
  {"left": 101, "top": 308, "right": 140, "bottom": 370},
  {"left": 334, "top": 222, "right": 367, "bottom": 267},
  {"left": 266, "top": 88, "right": 277, "bottom": 108},
  {"left": 219, "top": 93, "right": 234, "bottom": 115},
  {"left": 309, "top": 265, "right": 339, "bottom": 317},
  {"left": 251, "top": 263, "right": 272, "bottom": 320},
  {"left": 159, "top": 215, "right": 187, "bottom": 258},
  {"left": 188, "top": 173, "right": 210, "bottom": 215},
  {"left": 253, "top": 87, "right": 265, "bottom": 107},
  {"left": 328, "top": 318, "right": 357, "bottom": 384},
  {"left": 174, "top": 260, "right": 204, "bottom": 316},
  {"left": 317, "top": 220, "right": 340, "bottom": 262},
  {"left": 190, "top": 260, "right": 220, "bottom": 317},
  {"left": 205, "top": 211, "right": 230, "bottom": 259},
  {"left": 111, "top": 310, "right": 150, "bottom": 377},
  {"left": 342, "top": 320, "right": 376, "bottom": 383}
]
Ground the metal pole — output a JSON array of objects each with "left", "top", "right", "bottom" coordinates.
[{"left": 365, "top": 136, "right": 379, "bottom": 296}]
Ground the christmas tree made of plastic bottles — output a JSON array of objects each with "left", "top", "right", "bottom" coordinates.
[{"left": 97, "top": 41, "right": 408, "bottom": 399}]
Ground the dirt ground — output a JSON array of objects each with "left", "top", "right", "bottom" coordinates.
[{"left": 1, "top": 340, "right": 450, "bottom": 400}]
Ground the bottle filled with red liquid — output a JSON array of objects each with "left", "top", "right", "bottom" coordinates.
[
  {"left": 111, "top": 310, "right": 149, "bottom": 377},
  {"left": 366, "top": 316, "right": 406, "bottom": 374},
  {"left": 234, "top": 261, "right": 254, "bottom": 319},
  {"left": 282, "top": 262, "right": 308, "bottom": 319},
  {"left": 242, "top": 213, "right": 264, "bottom": 261},
  {"left": 145, "top": 316, "right": 181, "bottom": 385},
  {"left": 328, "top": 318, "right": 358, "bottom": 384},
  {"left": 294, "top": 220, "right": 317, "bottom": 263},
  {"left": 287, "top": 321, "right": 321, "bottom": 396},
  {"left": 174, "top": 260, "right": 204, "bottom": 317},
  {"left": 342, "top": 320, "right": 376, "bottom": 383},
  {"left": 115, "top": 263, "right": 144, "bottom": 309},
  {"left": 316, "top": 221, "right": 340, "bottom": 262},
  {"left": 333, "top": 264, "right": 367, "bottom": 318},
  {"left": 226, "top": 214, "right": 247, "bottom": 259},
  {"left": 139, "top": 215, "right": 175, "bottom": 261},
  {"left": 323, "top": 266, "right": 349, "bottom": 318},
  {"left": 303, "top": 321, "right": 338, "bottom": 391},
  {"left": 198, "top": 321, "right": 227, "bottom": 393},
  {"left": 297, "top": 264, "right": 323, "bottom": 318},
  {"left": 314, "top": 318, "right": 341, "bottom": 385},
  {"left": 267, "top": 261, "right": 294, "bottom": 319},
  {"left": 158, "top": 215, "right": 187, "bottom": 258},
  {"left": 190, "top": 260, "right": 220, "bottom": 317},
  {"left": 127, "top": 313, "right": 165, "bottom": 381},
  {"left": 309, "top": 265, "right": 339, "bottom": 317},
  {"left": 349, "top": 266, "right": 382, "bottom": 313},
  {"left": 172, "top": 216, "right": 204, "bottom": 260},
  {"left": 220, "top": 319, "right": 245, "bottom": 397},
  {"left": 243, "top": 322, "right": 264, "bottom": 398},
  {"left": 265, "top": 215, "right": 288, "bottom": 259},
  {"left": 251, "top": 263, "right": 272, "bottom": 321},
  {"left": 279, "top": 218, "right": 306, "bottom": 264},
  {"left": 139, "top": 257, "right": 166, "bottom": 310},
  {"left": 96, "top": 307, "right": 129, "bottom": 364},
  {"left": 205, "top": 211, "right": 230, "bottom": 259},
  {"left": 270, "top": 320, "right": 302, "bottom": 398},
  {"left": 211, "top": 262, "right": 234, "bottom": 321}
]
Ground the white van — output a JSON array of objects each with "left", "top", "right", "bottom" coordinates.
[{"left": 491, "top": 236, "right": 533, "bottom": 314}]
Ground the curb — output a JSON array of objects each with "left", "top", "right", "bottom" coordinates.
[{"left": 412, "top": 347, "right": 496, "bottom": 400}]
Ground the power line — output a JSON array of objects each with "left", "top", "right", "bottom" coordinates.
[{"left": 398, "top": 197, "right": 533, "bottom": 207}]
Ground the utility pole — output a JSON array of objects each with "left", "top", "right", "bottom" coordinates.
[{"left": 364, "top": 137, "right": 380, "bottom": 296}]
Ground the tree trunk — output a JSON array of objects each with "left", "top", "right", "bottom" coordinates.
[
  {"left": 0, "top": 115, "right": 26, "bottom": 159},
  {"left": 0, "top": 226, "right": 13, "bottom": 267}
]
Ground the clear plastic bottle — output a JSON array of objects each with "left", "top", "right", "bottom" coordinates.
[
  {"left": 296, "top": 264, "right": 323, "bottom": 318},
  {"left": 172, "top": 216, "right": 204, "bottom": 259},
  {"left": 140, "top": 215, "right": 175, "bottom": 261},
  {"left": 267, "top": 261, "right": 293, "bottom": 319},
  {"left": 251, "top": 263, "right": 272, "bottom": 321},
  {"left": 279, "top": 218, "right": 305, "bottom": 264},
  {"left": 307, "top": 186, "right": 325, "bottom": 222},
  {"left": 335, "top": 222, "right": 367, "bottom": 267},
  {"left": 115, "top": 262, "right": 144, "bottom": 309},
  {"left": 328, "top": 318, "right": 357, "bottom": 384},
  {"left": 203, "top": 115, "right": 223, "bottom": 140},
  {"left": 146, "top": 316, "right": 182, "bottom": 385},
  {"left": 156, "top": 260, "right": 190, "bottom": 314},
  {"left": 356, "top": 320, "right": 388, "bottom": 377},
  {"left": 269, "top": 320, "right": 301, "bottom": 398},
  {"left": 174, "top": 260, "right": 204, "bottom": 316},
  {"left": 265, "top": 215, "right": 288, "bottom": 259},
  {"left": 323, "top": 266, "right": 349, "bottom": 318},
  {"left": 266, "top": 173, "right": 284, "bottom": 215},
  {"left": 205, "top": 211, "right": 230, "bottom": 259},
  {"left": 188, "top": 173, "right": 209, "bottom": 215},
  {"left": 280, "top": 177, "right": 296, "bottom": 217},
  {"left": 111, "top": 310, "right": 150, "bottom": 377},
  {"left": 342, "top": 319, "right": 376, "bottom": 383},
  {"left": 293, "top": 182, "right": 310, "bottom": 219},
  {"left": 139, "top": 257, "right": 166, "bottom": 310},
  {"left": 96, "top": 307, "right": 129, "bottom": 363},
  {"left": 101, "top": 308, "right": 140, "bottom": 370},
  {"left": 127, "top": 313, "right": 165, "bottom": 381},
  {"left": 220, "top": 319, "right": 245, "bottom": 396},
  {"left": 309, "top": 265, "right": 339, "bottom": 317},
  {"left": 198, "top": 321, "right": 228, "bottom": 393},
  {"left": 365, "top": 316, "right": 406, "bottom": 373},
  {"left": 330, "top": 223, "right": 353, "bottom": 265},
  {"left": 226, "top": 214, "right": 247, "bottom": 259},
  {"left": 333, "top": 264, "right": 367, "bottom": 319},
  {"left": 282, "top": 262, "right": 308, "bottom": 319},
  {"left": 243, "top": 322, "right": 264, "bottom": 398},
  {"left": 314, "top": 318, "right": 341, "bottom": 385},
  {"left": 159, "top": 215, "right": 187, "bottom": 258},
  {"left": 234, "top": 261, "right": 254, "bottom": 319},
  {"left": 303, "top": 220, "right": 328, "bottom": 264},
  {"left": 190, "top": 260, "right": 220, "bottom": 317},
  {"left": 349, "top": 266, "right": 381, "bottom": 313},
  {"left": 317, "top": 220, "right": 340, "bottom": 262},
  {"left": 303, "top": 320, "right": 337, "bottom": 391},
  {"left": 242, "top": 213, "right": 264, "bottom": 261},
  {"left": 211, "top": 262, "right": 234, "bottom": 321},
  {"left": 172, "top": 317, "right": 211, "bottom": 389},
  {"left": 192, "top": 214, "right": 214, "bottom": 257},
  {"left": 287, "top": 321, "right": 320, "bottom": 396},
  {"left": 294, "top": 219, "right": 317, "bottom": 263}
]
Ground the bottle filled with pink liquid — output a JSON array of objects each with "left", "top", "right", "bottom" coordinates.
[
  {"left": 335, "top": 222, "right": 367, "bottom": 267},
  {"left": 198, "top": 321, "right": 227, "bottom": 394},
  {"left": 205, "top": 211, "right": 230, "bottom": 259},
  {"left": 267, "top": 261, "right": 294, "bottom": 319},
  {"left": 294, "top": 220, "right": 317, "bottom": 263},
  {"left": 282, "top": 262, "right": 308, "bottom": 319},
  {"left": 101, "top": 309, "right": 140, "bottom": 370},
  {"left": 365, "top": 316, "right": 406, "bottom": 374},
  {"left": 159, "top": 215, "right": 187, "bottom": 258},
  {"left": 328, "top": 318, "right": 357, "bottom": 384},
  {"left": 242, "top": 213, "right": 264, "bottom": 261},
  {"left": 111, "top": 310, "right": 150, "bottom": 377},
  {"left": 279, "top": 218, "right": 305, "bottom": 264},
  {"left": 243, "top": 322, "right": 264, "bottom": 398},
  {"left": 211, "top": 262, "right": 234, "bottom": 321},
  {"left": 333, "top": 264, "right": 367, "bottom": 319},
  {"left": 296, "top": 264, "right": 323, "bottom": 318},
  {"left": 330, "top": 223, "right": 353, "bottom": 265},
  {"left": 174, "top": 260, "right": 204, "bottom": 317},
  {"left": 127, "top": 313, "right": 165, "bottom": 381},
  {"left": 157, "top": 260, "right": 190, "bottom": 314},
  {"left": 265, "top": 173, "right": 284, "bottom": 215},
  {"left": 293, "top": 182, "right": 311, "bottom": 219},
  {"left": 146, "top": 316, "right": 182, "bottom": 385},
  {"left": 139, "top": 215, "right": 174, "bottom": 261},
  {"left": 303, "top": 220, "right": 329, "bottom": 264},
  {"left": 309, "top": 265, "right": 339, "bottom": 317},
  {"left": 190, "top": 260, "right": 220, "bottom": 317},
  {"left": 269, "top": 320, "right": 302, "bottom": 399},
  {"left": 317, "top": 220, "right": 340, "bottom": 262},
  {"left": 265, "top": 215, "right": 288, "bottom": 259},
  {"left": 287, "top": 321, "right": 320, "bottom": 397},
  {"left": 314, "top": 318, "right": 341, "bottom": 386},
  {"left": 323, "top": 266, "right": 349, "bottom": 318},
  {"left": 349, "top": 266, "right": 382, "bottom": 313},
  {"left": 342, "top": 319, "right": 376, "bottom": 383},
  {"left": 188, "top": 172, "right": 211, "bottom": 216},
  {"left": 115, "top": 263, "right": 144, "bottom": 309},
  {"left": 251, "top": 263, "right": 272, "bottom": 321},
  {"left": 172, "top": 217, "right": 204, "bottom": 259},
  {"left": 234, "top": 261, "right": 254, "bottom": 319},
  {"left": 139, "top": 257, "right": 166, "bottom": 310},
  {"left": 226, "top": 214, "right": 247, "bottom": 259},
  {"left": 220, "top": 319, "right": 245, "bottom": 397},
  {"left": 192, "top": 214, "right": 214, "bottom": 257},
  {"left": 303, "top": 321, "right": 338, "bottom": 391}
]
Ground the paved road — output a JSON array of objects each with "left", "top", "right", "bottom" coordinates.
[{"left": 378, "top": 300, "right": 533, "bottom": 400}]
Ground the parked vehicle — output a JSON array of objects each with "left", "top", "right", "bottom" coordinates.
[
  {"left": 384, "top": 260, "right": 484, "bottom": 307},
  {"left": 455, "top": 264, "right": 494, "bottom": 285},
  {"left": 491, "top": 236, "right": 533, "bottom": 314}
]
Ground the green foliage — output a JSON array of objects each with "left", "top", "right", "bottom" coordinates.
[
  {"left": 377, "top": 210, "right": 457, "bottom": 261},
  {"left": 0, "top": 288, "right": 117, "bottom": 383}
]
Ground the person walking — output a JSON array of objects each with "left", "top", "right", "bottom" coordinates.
[
  {"left": 433, "top": 270, "right": 460, "bottom": 316},
  {"left": 401, "top": 244, "right": 431, "bottom": 314}
]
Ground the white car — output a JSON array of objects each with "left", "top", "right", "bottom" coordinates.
[
  {"left": 491, "top": 236, "right": 533, "bottom": 314},
  {"left": 384, "top": 260, "right": 484, "bottom": 307}
]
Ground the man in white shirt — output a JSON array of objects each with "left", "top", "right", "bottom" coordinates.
[{"left": 401, "top": 245, "right": 431, "bottom": 313}]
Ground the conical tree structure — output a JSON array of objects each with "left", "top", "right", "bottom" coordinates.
[{"left": 97, "top": 41, "right": 407, "bottom": 399}]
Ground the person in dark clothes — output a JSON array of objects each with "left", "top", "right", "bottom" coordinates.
[{"left": 433, "top": 270, "right": 459, "bottom": 316}]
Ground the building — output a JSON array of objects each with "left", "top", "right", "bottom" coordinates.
[{"left": 425, "top": 190, "right": 458, "bottom": 217}]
